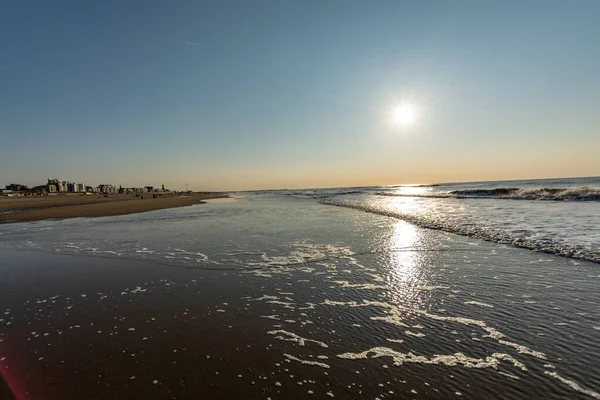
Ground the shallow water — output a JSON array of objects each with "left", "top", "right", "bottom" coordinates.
[
  {"left": 0, "top": 195, "right": 599, "bottom": 399},
  {"left": 265, "top": 177, "right": 600, "bottom": 263},
  {"left": 320, "top": 193, "right": 600, "bottom": 262}
]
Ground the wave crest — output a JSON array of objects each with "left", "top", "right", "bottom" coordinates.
[
  {"left": 380, "top": 186, "right": 600, "bottom": 201},
  {"left": 318, "top": 197, "right": 600, "bottom": 264}
]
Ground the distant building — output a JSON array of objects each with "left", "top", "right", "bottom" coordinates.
[
  {"left": 120, "top": 187, "right": 145, "bottom": 195},
  {"left": 144, "top": 186, "right": 154, "bottom": 193},
  {"left": 48, "top": 178, "right": 64, "bottom": 193},
  {"left": 32, "top": 185, "right": 47, "bottom": 194},
  {"left": 47, "top": 184, "right": 57, "bottom": 193},
  {"left": 98, "top": 184, "right": 117, "bottom": 194},
  {"left": 5, "top": 183, "right": 28, "bottom": 191}
]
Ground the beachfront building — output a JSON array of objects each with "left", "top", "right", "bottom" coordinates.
[
  {"left": 119, "top": 187, "right": 145, "bottom": 195},
  {"left": 66, "top": 182, "right": 86, "bottom": 193},
  {"left": 5, "top": 183, "right": 28, "bottom": 191},
  {"left": 47, "top": 184, "right": 57, "bottom": 193},
  {"left": 32, "top": 185, "right": 47, "bottom": 194},
  {"left": 118, "top": 185, "right": 144, "bottom": 195},
  {"left": 48, "top": 178, "right": 64, "bottom": 193},
  {"left": 99, "top": 184, "right": 117, "bottom": 194}
]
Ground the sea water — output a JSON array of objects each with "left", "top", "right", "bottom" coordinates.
[
  {"left": 0, "top": 178, "right": 599, "bottom": 399},
  {"left": 270, "top": 176, "right": 600, "bottom": 263}
]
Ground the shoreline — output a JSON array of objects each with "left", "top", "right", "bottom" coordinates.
[
  {"left": 1, "top": 194, "right": 599, "bottom": 400},
  {"left": 0, "top": 193, "right": 227, "bottom": 224}
]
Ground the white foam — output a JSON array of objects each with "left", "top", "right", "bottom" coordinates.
[
  {"left": 267, "top": 330, "right": 328, "bottom": 348},
  {"left": 499, "top": 372, "right": 520, "bottom": 380},
  {"left": 322, "top": 299, "right": 360, "bottom": 307},
  {"left": 250, "top": 295, "right": 279, "bottom": 301},
  {"left": 283, "top": 354, "right": 330, "bottom": 369},
  {"left": 415, "top": 285, "right": 449, "bottom": 291},
  {"left": 337, "top": 347, "right": 527, "bottom": 371},
  {"left": 464, "top": 301, "right": 494, "bottom": 308},
  {"left": 545, "top": 371, "right": 600, "bottom": 399},
  {"left": 333, "top": 280, "right": 388, "bottom": 290},
  {"left": 261, "top": 315, "right": 280, "bottom": 320},
  {"left": 497, "top": 340, "right": 546, "bottom": 359},
  {"left": 266, "top": 300, "right": 296, "bottom": 309}
]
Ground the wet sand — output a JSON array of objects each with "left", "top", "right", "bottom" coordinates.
[
  {"left": 0, "top": 251, "right": 337, "bottom": 400},
  {"left": 1, "top": 247, "right": 598, "bottom": 400},
  {"left": 1, "top": 195, "right": 599, "bottom": 400},
  {"left": 0, "top": 193, "right": 227, "bottom": 224}
]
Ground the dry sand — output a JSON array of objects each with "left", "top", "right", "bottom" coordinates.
[{"left": 0, "top": 193, "right": 227, "bottom": 224}]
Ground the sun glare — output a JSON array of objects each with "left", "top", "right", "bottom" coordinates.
[{"left": 392, "top": 105, "right": 416, "bottom": 127}]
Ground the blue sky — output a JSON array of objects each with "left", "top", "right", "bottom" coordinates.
[{"left": 1, "top": 0, "right": 599, "bottom": 190}]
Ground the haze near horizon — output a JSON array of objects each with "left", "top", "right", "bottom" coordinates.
[{"left": 1, "top": 1, "right": 599, "bottom": 191}]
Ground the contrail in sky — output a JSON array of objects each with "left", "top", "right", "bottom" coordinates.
[{"left": 184, "top": 41, "right": 206, "bottom": 48}]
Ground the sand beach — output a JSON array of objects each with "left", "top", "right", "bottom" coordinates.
[
  {"left": 1, "top": 194, "right": 599, "bottom": 399},
  {"left": 0, "top": 193, "right": 227, "bottom": 224}
]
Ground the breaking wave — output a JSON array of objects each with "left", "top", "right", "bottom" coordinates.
[
  {"left": 318, "top": 197, "right": 600, "bottom": 264},
  {"left": 380, "top": 186, "right": 600, "bottom": 201},
  {"left": 451, "top": 186, "right": 600, "bottom": 201}
]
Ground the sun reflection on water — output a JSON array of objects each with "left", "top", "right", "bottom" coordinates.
[
  {"left": 389, "top": 186, "right": 435, "bottom": 197},
  {"left": 383, "top": 219, "right": 432, "bottom": 309}
]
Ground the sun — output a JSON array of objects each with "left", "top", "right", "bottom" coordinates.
[{"left": 392, "top": 105, "right": 416, "bottom": 127}]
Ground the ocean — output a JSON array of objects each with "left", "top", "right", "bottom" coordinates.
[
  {"left": 267, "top": 176, "right": 600, "bottom": 263},
  {"left": 0, "top": 177, "right": 599, "bottom": 399}
]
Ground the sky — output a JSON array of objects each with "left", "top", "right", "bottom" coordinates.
[{"left": 1, "top": 0, "right": 599, "bottom": 191}]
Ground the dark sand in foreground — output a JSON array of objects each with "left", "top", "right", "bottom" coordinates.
[
  {"left": 1, "top": 247, "right": 597, "bottom": 399},
  {"left": 0, "top": 193, "right": 227, "bottom": 224},
  {"left": 0, "top": 251, "right": 337, "bottom": 400}
]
